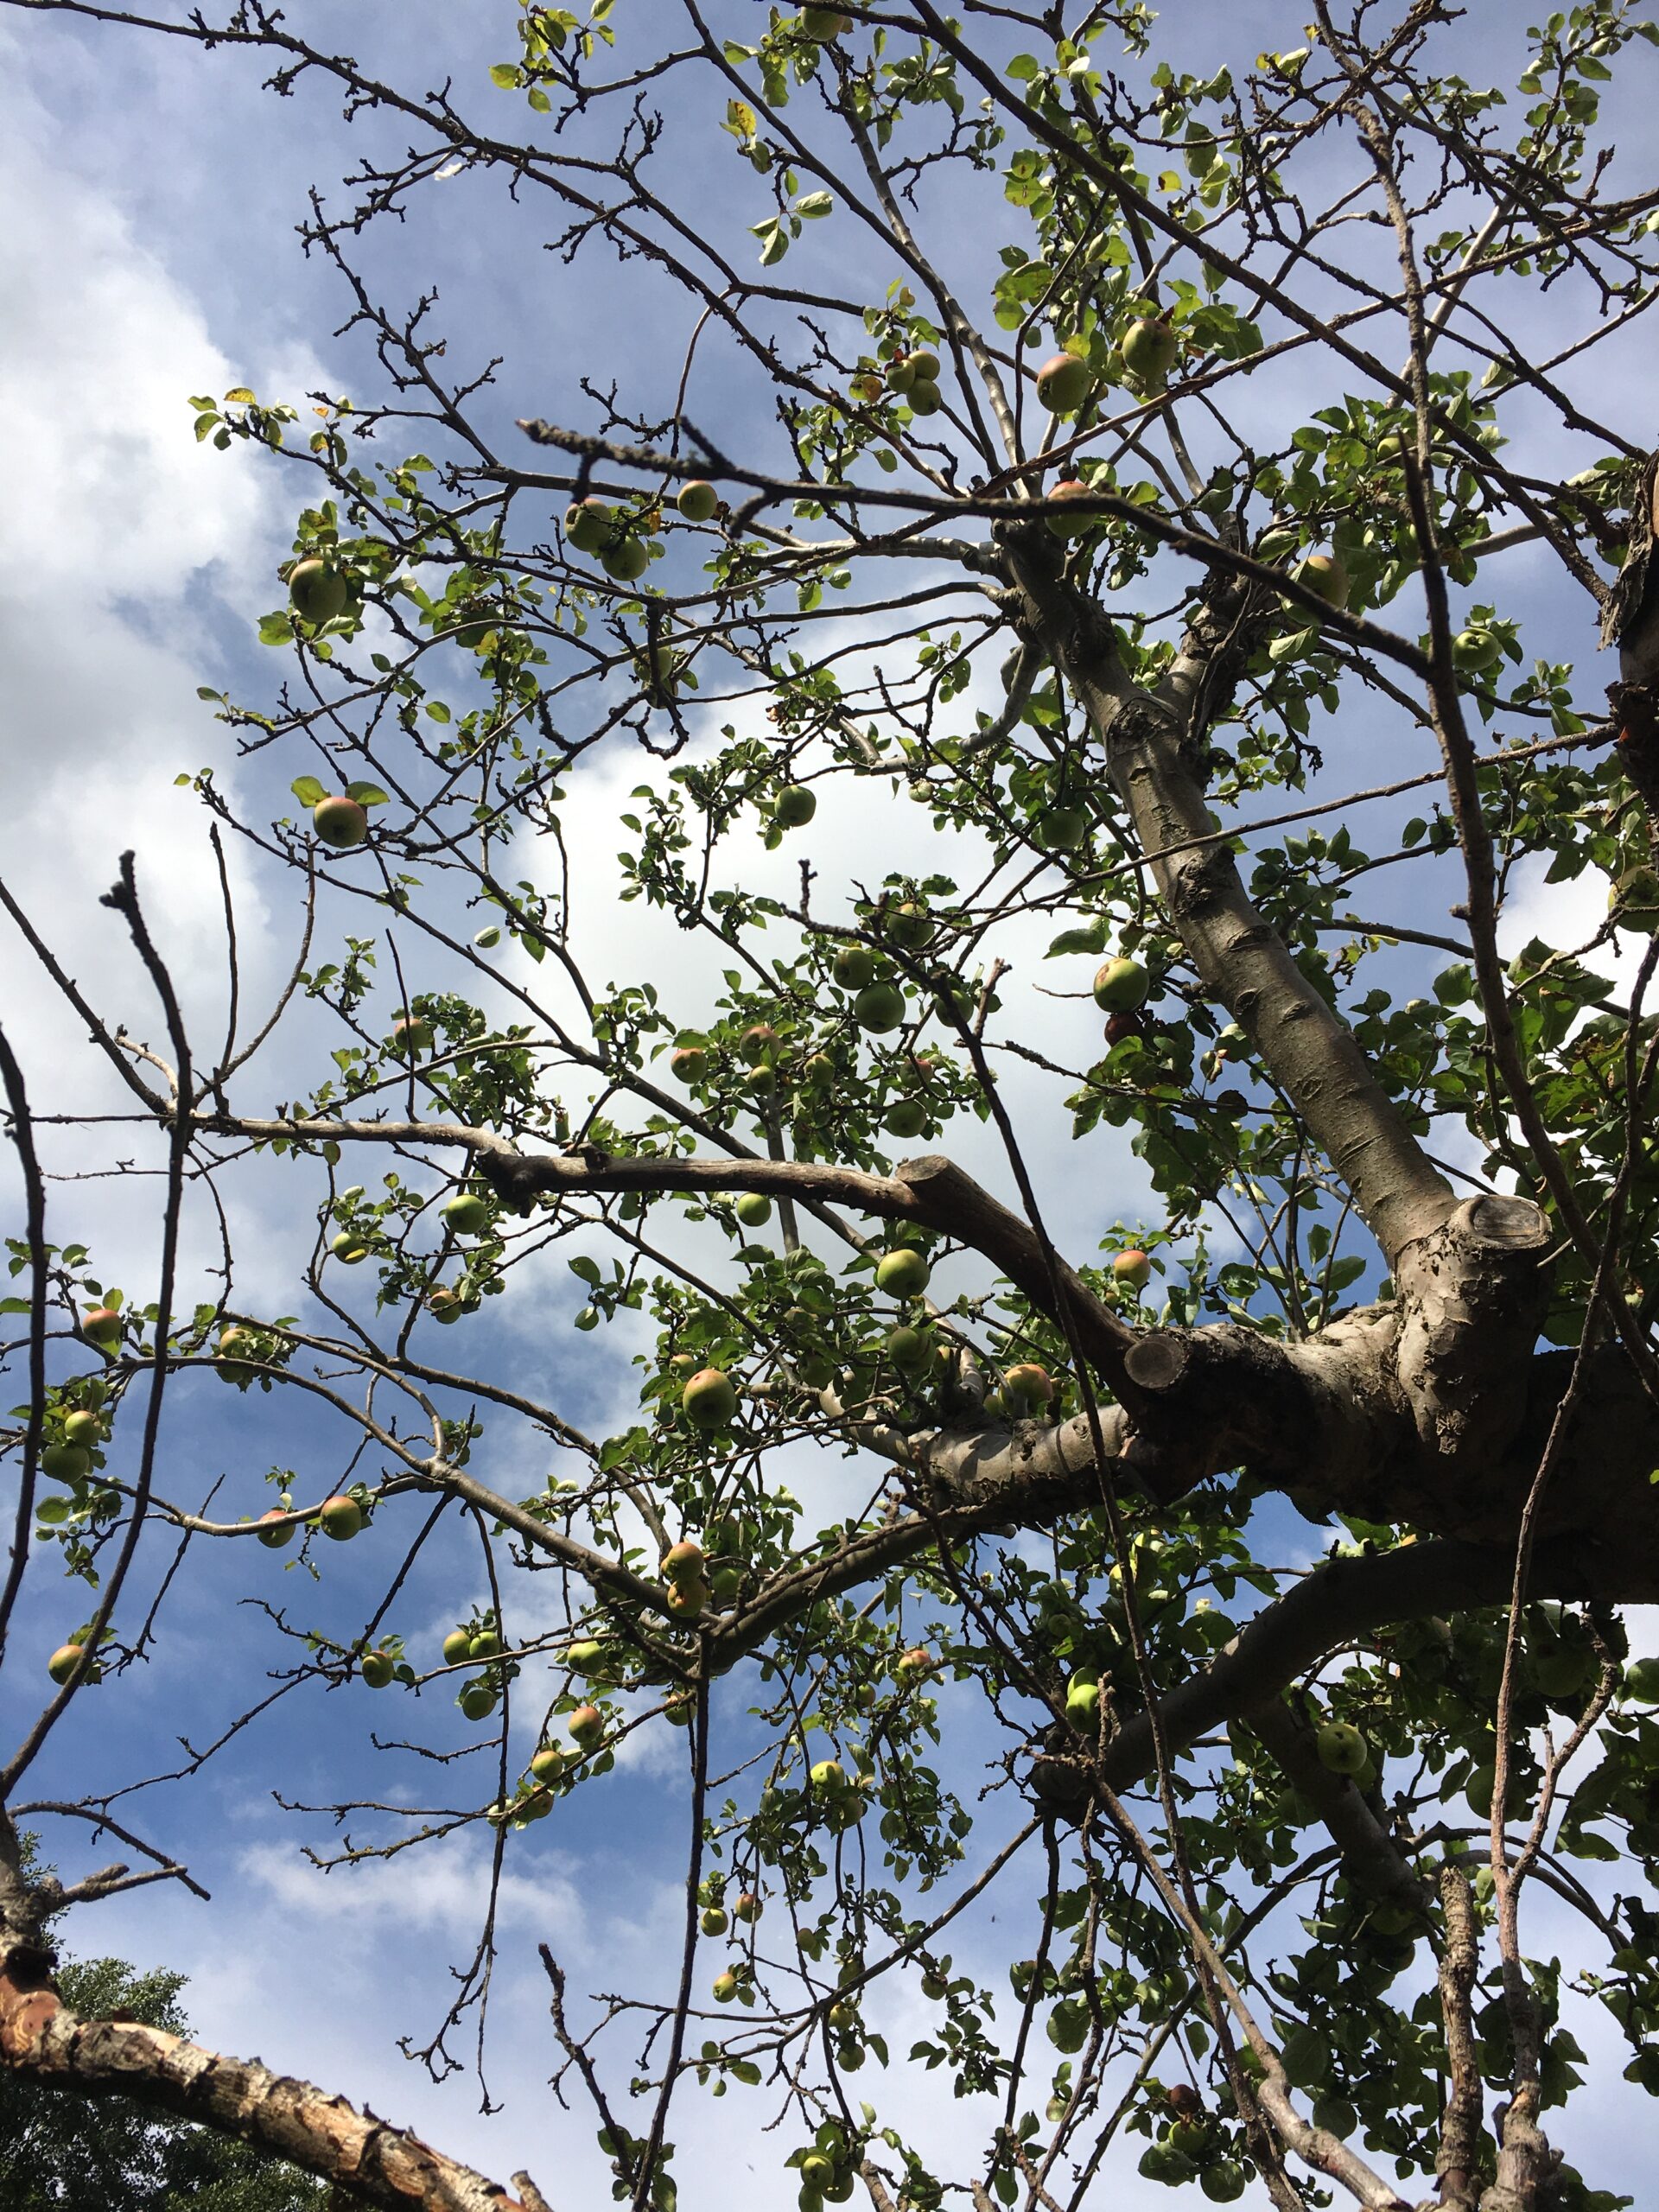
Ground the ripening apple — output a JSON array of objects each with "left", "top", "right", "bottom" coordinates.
[
  {"left": 317, "top": 1493, "right": 364, "bottom": 1541},
  {"left": 1036, "top": 353, "right": 1091, "bottom": 414},
  {"left": 1293, "top": 551, "right": 1351, "bottom": 608},
  {"left": 810, "top": 1758, "right": 845, "bottom": 1792},
  {"left": 677, "top": 480, "right": 719, "bottom": 521},
  {"left": 428, "top": 1287, "right": 466, "bottom": 1324},
  {"left": 665, "top": 1579, "right": 707, "bottom": 1622},
  {"left": 601, "top": 536, "right": 652, "bottom": 582},
  {"left": 531, "top": 1744, "right": 564, "bottom": 1784},
  {"left": 41, "top": 1442, "right": 91, "bottom": 1482},
  {"left": 442, "top": 1628, "right": 474, "bottom": 1666},
  {"left": 216, "top": 1325, "right": 257, "bottom": 1381},
  {"left": 740, "top": 1023, "right": 781, "bottom": 1065},
  {"left": 734, "top": 1891, "right": 760, "bottom": 1923},
  {"left": 701, "top": 1904, "right": 729, "bottom": 1936},
  {"left": 735, "top": 1192, "right": 773, "bottom": 1228},
  {"left": 664, "top": 1047, "right": 709, "bottom": 1091},
  {"left": 289, "top": 558, "right": 349, "bottom": 627},
  {"left": 663, "top": 1540, "right": 706, "bottom": 1584},
  {"left": 854, "top": 981, "right": 906, "bottom": 1033},
  {"left": 1003, "top": 1363, "right": 1055, "bottom": 1410},
  {"left": 62, "top": 1409, "right": 101, "bottom": 1449},
  {"left": 712, "top": 1970, "right": 739, "bottom": 2003},
  {"left": 48, "top": 1641, "right": 93, "bottom": 1687},
  {"left": 569, "top": 1703, "right": 605, "bottom": 1748},
  {"left": 392, "top": 1012, "right": 434, "bottom": 1053},
  {"left": 330, "top": 1231, "right": 371, "bottom": 1265},
  {"left": 312, "top": 795, "right": 369, "bottom": 849},
  {"left": 359, "top": 1649, "right": 396, "bottom": 1689},
  {"left": 1046, "top": 479, "right": 1093, "bottom": 539},
  {"left": 875, "top": 1248, "right": 930, "bottom": 1299},
  {"left": 256, "top": 1508, "right": 295, "bottom": 1550},
  {"left": 441, "top": 1191, "right": 492, "bottom": 1236},
  {"left": 683, "top": 1366, "right": 738, "bottom": 1427},
  {"left": 1315, "top": 1719, "right": 1369, "bottom": 1776},
  {"left": 773, "top": 785, "right": 817, "bottom": 828},
  {"left": 894, "top": 1646, "right": 935, "bottom": 1683},
  {"left": 1122, "top": 317, "right": 1179, "bottom": 387},
  {"left": 1113, "top": 1249, "right": 1152, "bottom": 1291},
  {"left": 1093, "top": 957, "right": 1149, "bottom": 1013},
  {"left": 458, "top": 1682, "right": 498, "bottom": 1722},
  {"left": 832, "top": 945, "right": 877, "bottom": 989},
  {"left": 82, "top": 1306, "right": 122, "bottom": 1347},
  {"left": 563, "top": 498, "right": 614, "bottom": 552},
  {"left": 884, "top": 1100, "right": 928, "bottom": 1139},
  {"left": 1065, "top": 1676, "right": 1101, "bottom": 1725}
]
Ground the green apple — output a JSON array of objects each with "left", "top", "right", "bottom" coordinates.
[
  {"left": 531, "top": 1744, "right": 564, "bottom": 1783},
  {"left": 740, "top": 1023, "right": 781, "bottom": 1065},
  {"left": 216, "top": 1325, "right": 257, "bottom": 1381},
  {"left": 601, "top": 536, "right": 652, "bottom": 582},
  {"left": 875, "top": 1247, "right": 931, "bottom": 1299},
  {"left": 1046, "top": 479, "right": 1094, "bottom": 539},
  {"left": 41, "top": 1442, "right": 91, "bottom": 1481},
  {"left": 317, "top": 1494, "right": 364, "bottom": 1541},
  {"left": 442, "top": 1629, "right": 473, "bottom": 1666},
  {"left": 458, "top": 1682, "right": 497, "bottom": 1721},
  {"left": 832, "top": 945, "right": 877, "bottom": 989},
  {"left": 677, "top": 480, "right": 719, "bottom": 521},
  {"left": 665, "top": 1579, "right": 707, "bottom": 1622},
  {"left": 1122, "top": 317, "right": 1179, "bottom": 386},
  {"left": 1201, "top": 2162, "right": 1247, "bottom": 2202},
  {"left": 82, "top": 1306, "right": 122, "bottom": 1347},
  {"left": 256, "top": 1508, "right": 295, "bottom": 1549},
  {"left": 1452, "top": 627, "right": 1500, "bottom": 671},
  {"left": 441, "top": 1191, "right": 492, "bottom": 1236},
  {"left": 905, "top": 348, "right": 941, "bottom": 380},
  {"left": 564, "top": 498, "right": 615, "bottom": 553},
  {"left": 795, "top": 1351, "right": 836, "bottom": 1391},
  {"left": 800, "top": 2153, "right": 835, "bottom": 2190},
  {"left": 330, "top": 1231, "right": 371, "bottom": 1264},
  {"left": 1093, "top": 957, "right": 1149, "bottom": 1012},
  {"left": 854, "top": 981, "right": 906, "bottom": 1033},
  {"left": 360, "top": 1649, "right": 395, "bottom": 1688},
  {"left": 1036, "top": 353, "right": 1091, "bottom": 414},
  {"left": 735, "top": 1192, "right": 773, "bottom": 1228},
  {"left": 312, "top": 795, "right": 369, "bottom": 849},
  {"left": 1066, "top": 1676, "right": 1101, "bottom": 1725},
  {"left": 1315, "top": 1719, "right": 1369, "bottom": 1776},
  {"left": 702, "top": 1904, "right": 729, "bottom": 1936},
  {"left": 712, "top": 1970, "right": 739, "bottom": 2003},
  {"left": 1112, "top": 1249, "right": 1152, "bottom": 1292},
  {"left": 428, "top": 1287, "right": 466, "bottom": 1324},
  {"left": 671, "top": 1044, "right": 709, "bottom": 1083},
  {"left": 62, "top": 1409, "right": 101, "bottom": 1448},
  {"left": 1294, "top": 550, "right": 1351, "bottom": 608},
  {"left": 469, "top": 1628, "right": 501, "bottom": 1659},
  {"left": 289, "top": 558, "right": 349, "bottom": 626},
  {"left": 810, "top": 1758, "right": 845, "bottom": 1792},
  {"left": 569, "top": 1702, "right": 606, "bottom": 1748},
  {"left": 906, "top": 380, "right": 942, "bottom": 416},
  {"left": 883, "top": 1099, "right": 928, "bottom": 1138},
  {"left": 884, "top": 900, "right": 932, "bottom": 949},
  {"left": 1037, "top": 806, "right": 1088, "bottom": 849},
  {"left": 1624, "top": 1656, "right": 1659, "bottom": 1703},
  {"left": 392, "top": 1012, "right": 434, "bottom": 1052},
  {"left": 887, "top": 1324, "right": 933, "bottom": 1371},
  {"left": 683, "top": 1367, "right": 738, "bottom": 1427},
  {"left": 774, "top": 785, "right": 817, "bottom": 828}
]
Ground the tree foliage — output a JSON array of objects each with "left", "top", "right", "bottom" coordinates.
[{"left": 5, "top": 4, "right": 1659, "bottom": 2210}]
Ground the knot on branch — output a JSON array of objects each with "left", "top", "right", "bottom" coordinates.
[
  {"left": 1394, "top": 1196, "right": 1551, "bottom": 1465},
  {"left": 473, "top": 1145, "right": 558, "bottom": 1215}
]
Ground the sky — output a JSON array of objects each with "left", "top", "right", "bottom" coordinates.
[{"left": 2, "top": 3, "right": 1657, "bottom": 2207}]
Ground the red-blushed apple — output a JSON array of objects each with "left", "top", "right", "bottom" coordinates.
[
  {"left": 256, "top": 1508, "right": 295, "bottom": 1550},
  {"left": 1113, "top": 1249, "right": 1153, "bottom": 1292},
  {"left": 427, "top": 1287, "right": 466, "bottom": 1324},
  {"left": 662, "top": 1540, "right": 706, "bottom": 1583},
  {"left": 734, "top": 1891, "right": 760, "bottom": 1923},
  {"left": 712, "top": 1970, "right": 739, "bottom": 2003},
  {"left": 739, "top": 1023, "right": 780, "bottom": 1065},
  {"left": 569, "top": 1702, "right": 605, "bottom": 1749},
  {"left": 1003, "top": 1362, "right": 1055, "bottom": 1410},
  {"left": 665, "top": 1580, "right": 707, "bottom": 1622},
  {"left": 1046, "top": 480, "right": 1093, "bottom": 538},
  {"left": 894, "top": 1646, "right": 935, "bottom": 1683},
  {"left": 82, "top": 1306, "right": 122, "bottom": 1347},
  {"left": 671, "top": 1044, "right": 709, "bottom": 1083},
  {"left": 312, "top": 795, "right": 369, "bottom": 849},
  {"left": 317, "top": 1493, "right": 364, "bottom": 1541},
  {"left": 48, "top": 1641, "right": 95, "bottom": 1687}
]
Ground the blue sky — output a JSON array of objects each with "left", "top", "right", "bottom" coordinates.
[{"left": 3, "top": 4, "right": 1657, "bottom": 2205}]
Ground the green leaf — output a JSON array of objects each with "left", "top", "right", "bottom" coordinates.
[
  {"left": 346, "top": 782, "right": 391, "bottom": 807},
  {"left": 289, "top": 776, "right": 327, "bottom": 807},
  {"left": 490, "top": 62, "right": 519, "bottom": 87}
]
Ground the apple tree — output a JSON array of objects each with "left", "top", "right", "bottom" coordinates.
[{"left": 6, "top": 4, "right": 1659, "bottom": 2210}]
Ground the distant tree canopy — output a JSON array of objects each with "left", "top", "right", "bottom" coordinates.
[{"left": 6, "top": 5, "right": 1659, "bottom": 2212}]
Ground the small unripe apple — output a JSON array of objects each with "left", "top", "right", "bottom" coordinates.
[
  {"left": 1093, "top": 957, "right": 1149, "bottom": 1012},
  {"left": 883, "top": 1100, "right": 927, "bottom": 1139},
  {"left": 1452, "top": 627, "right": 1500, "bottom": 671},
  {"left": 796, "top": 1351, "right": 836, "bottom": 1390},
  {"left": 360, "top": 1649, "right": 395, "bottom": 1688},
  {"left": 1037, "top": 807, "right": 1087, "bottom": 850},
  {"left": 801, "top": 2152, "right": 835, "bottom": 2190},
  {"left": 569, "top": 1702, "right": 606, "bottom": 1748},
  {"left": 832, "top": 945, "right": 877, "bottom": 989},
  {"left": 854, "top": 981, "right": 906, "bottom": 1033},
  {"left": 1315, "top": 1719, "right": 1369, "bottom": 1776},
  {"left": 701, "top": 1904, "right": 729, "bottom": 1936},
  {"left": 458, "top": 1682, "right": 497, "bottom": 1722},
  {"left": 289, "top": 558, "right": 349, "bottom": 626},
  {"left": 735, "top": 1192, "right": 773, "bottom": 1228},
  {"left": 1066, "top": 1676, "right": 1100, "bottom": 1724},
  {"left": 683, "top": 1367, "right": 738, "bottom": 1427},
  {"left": 883, "top": 900, "right": 932, "bottom": 949},
  {"left": 312, "top": 796, "right": 369, "bottom": 849},
  {"left": 441, "top": 1192, "right": 491, "bottom": 1236},
  {"left": 428, "top": 1287, "right": 466, "bottom": 1324},
  {"left": 442, "top": 1629, "right": 473, "bottom": 1666},
  {"left": 1624, "top": 1656, "right": 1659, "bottom": 1703},
  {"left": 470, "top": 1628, "right": 501, "bottom": 1660},
  {"left": 217, "top": 1325, "right": 257, "bottom": 1381},
  {"left": 1036, "top": 353, "right": 1091, "bottom": 414},
  {"left": 1122, "top": 317, "right": 1179, "bottom": 386},
  {"left": 875, "top": 1247, "right": 930, "bottom": 1299},
  {"left": 256, "top": 1508, "right": 295, "bottom": 1549},
  {"left": 317, "top": 1494, "right": 364, "bottom": 1541},
  {"left": 740, "top": 1023, "right": 781, "bottom": 1065},
  {"left": 330, "top": 1231, "right": 371, "bottom": 1264},
  {"left": 906, "top": 380, "right": 943, "bottom": 416},
  {"left": 41, "top": 1442, "right": 91, "bottom": 1481},
  {"left": 62, "top": 1409, "right": 101, "bottom": 1448},
  {"left": 392, "top": 1012, "right": 434, "bottom": 1053},
  {"left": 734, "top": 1891, "right": 760, "bottom": 1922},
  {"left": 1201, "top": 2160, "right": 1246, "bottom": 2202},
  {"left": 1003, "top": 1363, "right": 1055, "bottom": 1409},
  {"left": 677, "top": 480, "right": 719, "bottom": 521},
  {"left": 712, "top": 1970, "right": 739, "bottom": 2003},
  {"left": 774, "top": 784, "right": 817, "bottom": 828},
  {"left": 1294, "top": 551, "right": 1351, "bottom": 608},
  {"left": 531, "top": 1744, "right": 564, "bottom": 1783},
  {"left": 48, "top": 1641, "right": 92, "bottom": 1687},
  {"left": 887, "top": 1324, "right": 932, "bottom": 1371},
  {"left": 82, "top": 1306, "right": 122, "bottom": 1346},
  {"left": 921, "top": 1970, "right": 949, "bottom": 2000},
  {"left": 601, "top": 536, "right": 651, "bottom": 583},
  {"left": 810, "top": 1758, "right": 845, "bottom": 1791}
]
